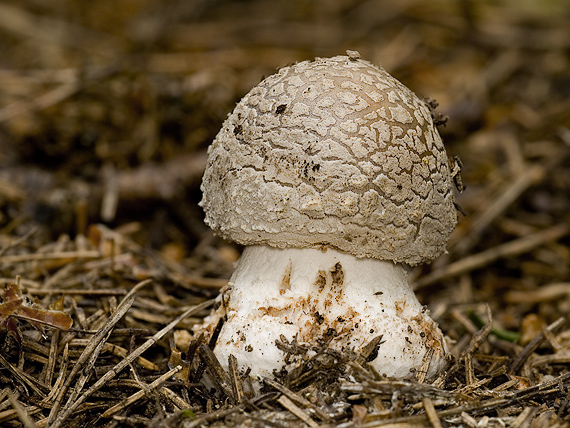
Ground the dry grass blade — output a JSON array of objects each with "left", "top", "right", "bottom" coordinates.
[
  {"left": 101, "top": 342, "right": 159, "bottom": 370},
  {"left": 159, "top": 387, "right": 193, "bottom": 411},
  {"left": 6, "top": 390, "right": 38, "bottom": 428},
  {"left": 198, "top": 344, "right": 235, "bottom": 402},
  {"left": 0, "top": 228, "right": 36, "bottom": 257},
  {"left": 341, "top": 379, "right": 455, "bottom": 400},
  {"left": 511, "top": 370, "right": 570, "bottom": 401},
  {"left": 0, "top": 251, "right": 101, "bottom": 263},
  {"left": 183, "top": 403, "right": 247, "bottom": 428},
  {"left": 65, "top": 339, "right": 159, "bottom": 370},
  {"left": 451, "top": 165, "right": 544, "bottom": 253},
  {"left": 510, "top": 407, "right": 538, "bottom": 428},
  {"left": 510, "top": 317, "right": 565, "bottom": 374},
  {"left": 504, "top": 283, "right": 570, "bottom": 304},
  {"left": 49, "top": 298, "right": 214, "bottom": 428},
  {"left": 415, "top": 346, "right": 434, "bottom": 383},
  {"left": 63, "top": 328, "right": 113, "bottom": 411},
  {"left": 41, "top": 344, "right": 69, "bottom": 405},
  {"left": 557, "top": 390, "right": 570, "bottom": 419},
  {"left": 43, "top": 329, "right": 59, "bottom": 386},
  {"left": 277, "top": 395, "right": 319, "bottom": 428},
  {"left": 532, "top": 351, "right": 570, "bottom": 367},
  {"left": 26, "top": 289, "right": 128, "bottom": 296},
  {"left": 228, "top": 354, "right": 244, "bottom": 404},
  {"left": 416, "top": 223, "right": 569, "bottom": 288},
  {"left": 359, "top": 397, "right": 511, "bottom": 427},
  {"left": 444, "top": 318, "right": 494, "bottom": 386},
  {"left": 0, "top": 353, "right": 49, "bottom": 397},
  {"left": 464, "top": 353, "right": 475, "bottom": 386},
  {"left": 0, "top": 406, "right": 43, "bottom": 427},
  {"left": 47, "top": 279, "right": 151, "bottom": 425},
  {"left": 264, "top": 377, "right": 331, "bottom": 423},
  {"left": 355, "top": 335, "right": 384, "bottom": 366},
  {"left": 461, "top": 411, "right": 478, "bottom": 428},
  {"left": 423, "top": 397, "right": 443, "bottom": 428},
  {"left": 100, "top": 365, "right": 182, "bottom": 418}
]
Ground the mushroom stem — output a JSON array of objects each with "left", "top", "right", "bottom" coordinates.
[{"left": 207, "top": 245, "right": 448, "bottom": 379}]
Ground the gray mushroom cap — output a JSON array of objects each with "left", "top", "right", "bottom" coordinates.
[{"left": 200, "top": 53, "right": 457, "bottom": 265}]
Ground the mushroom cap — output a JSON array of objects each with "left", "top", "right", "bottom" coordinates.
[{"left": 200, "top": 53, "right": 457, "bottom": 265}]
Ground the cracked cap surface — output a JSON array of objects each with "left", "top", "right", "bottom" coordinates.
[{"left": 200, "top": 53, "right": 457, "bottom": 265}]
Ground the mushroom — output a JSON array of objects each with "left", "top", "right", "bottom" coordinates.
[{"left": 198, "top": 51, "right": 457, "bottom": 380}]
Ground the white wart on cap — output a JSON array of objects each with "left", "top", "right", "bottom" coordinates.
[
  {"left": 198, "top": 52, "right": 457, "bottom": 381},
  {"left": 201, "top": 52, "right": 456, "bottom": 266}
]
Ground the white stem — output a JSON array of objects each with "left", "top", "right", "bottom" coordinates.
[{"left": 203, "top": 245, "right": 448, "bottom": 379}]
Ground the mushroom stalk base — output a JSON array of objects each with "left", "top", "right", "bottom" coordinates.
[{"left": 199, "top": 245, "right": 448, "bottom": 380}]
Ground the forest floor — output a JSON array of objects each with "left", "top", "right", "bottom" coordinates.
[{"left": 1, "top": 0, "right": 569, "bottom": 426}]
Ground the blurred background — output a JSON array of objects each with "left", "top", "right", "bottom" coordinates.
[{"left": 0, "top": 0, "right": 569, "bottom": 340}]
